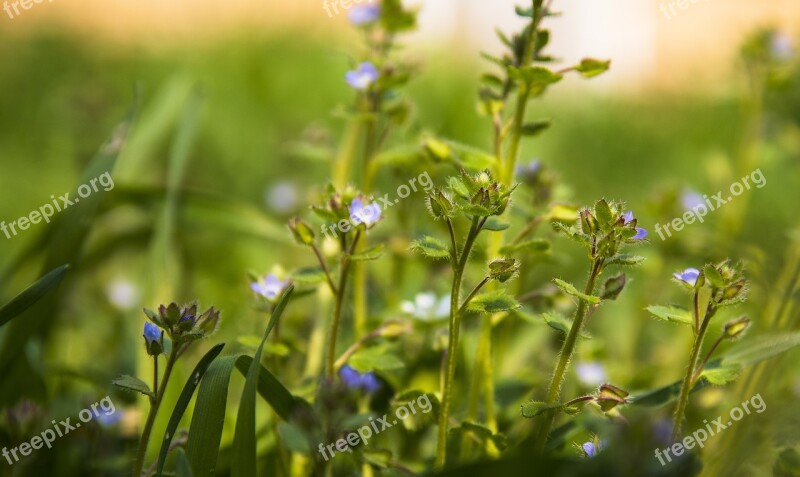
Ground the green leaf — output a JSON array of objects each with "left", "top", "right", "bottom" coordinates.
[
  {"left": 155, "top": 343, "right": 226, "bottom": 477},
  {"left": 700, "top": 364, "right": 741, "bottom": 385},
  {"left": 520, "top": 120, "right": 551, "bottom": 136},
  {"left": 350, "top": 244, "right": 385, "bottom": 262},
  {"left": 574, "top": 58, "right": 611, "bottom": 78},
  {"left": 646, "top": 305, "right": 693, "bottom": 326},
  {"left": 467, "top": 290, "right": 521, "bottom": 313},
  {"left": 509, "top": 66, "right": 563, "bottom": 89},
  {"left": 594, "top": 199, "right": 613, "bottom": 226},
  {"left": 112, "top": 375, "right": 154, "bottom": 399},
  {"left": 482, "top": 217, "right": 510, "bottom": 231},
  {"left": 553, "top": 278, "right": 600, "bottom": 304},
  {"left": 0, "top": 264, "right": 69, "bottom": 328},
  {"left": 349, "top": 344, "right": 405, "bottom": 372},
  {"left": 630, "top": 379, "right": 708, "bottom": 408},
  {"left": 538, "top": 312, "right": 591, "bottom": 339},
  {"left": 277, "top": 422, "right": 310, "bottom": 454},
  {"left": 410, "top": 236, "right": 451, "bottom": 260},
  {"left": 606, "top": 254, "right": 646, "bottom": 266},
  {"left": 520, "top": 401, "right": 579, "bottom": 418},
  {"left": 721, "top": 332, "right": 800, "bottom": 367},
  {"left": 500, "top": 239, "right": 551, "bottom": 255},
  {"left": 232, "top": 286, "right": 294, "bottom": 477},
  {"left": 704, "top": 264, "right": 725, "bottom": 288}
]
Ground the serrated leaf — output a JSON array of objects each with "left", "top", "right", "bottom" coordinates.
[
  {"left": 646, "top": 305, "right": 693, "bottom": 326},
  {"left": 112, "top": 375, "right": 154, "bottom": 399},
  {"left": 575, "top": 58, "right": 611, "bottom": 78},
  {"left": 410, "top": 236, "right": 451, "bottom": 260},
  {"left": 350, "top": 244, "right": 385, "bottom": 262},
  {"left": 508, "top": 66, "right": 563, "bottom": 89},
  {"left": 482, "top": 217, "right": 510, "bottom": 231},
  {"left": 607, "top": 254, "right": 646, "bottom": 266},
  {"left": 349, "top": 344, "right": 405, "bottom": 372},
  {"left": 553, "top": 278, "right": 600, "bottom": 304},
  {"left": 467, "top": 290, "right": 521, "bottom": 313}
]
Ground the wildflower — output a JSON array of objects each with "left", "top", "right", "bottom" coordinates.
[
  {"left": 401, "top": 292, "right": 450, "bottom": 322},
  {"left": 771, "top": 31, "right": 794, "bottom": 60},
  {"left": 143, "top": 322, "right": 163, "bottom": 356},
  {"left": 581, "top": 439, "right": 606, "bottom": 458},
  {"left": 673, "top": 268, "right": 701, "bottom": 287},
  {"left": 515, "top": 159, "right": 541, "bottom": 178},
  {"left": 339, "top": 364, "right": 381, "bottom": 393},
  {"left": 349, "top": 198, "right": 381, "bottom": 227},
  {"left": 346, "top": 62, "right": 379, "bottom": 90},
  {"left": 633, "top": 227, "right": 648, "bottom": 240},
  {"left": 576, "top": 362, "right": 606, "bottom": 387},
  {"left": 96, "top": 411, "right": 124, "bottom": 428},
  {"left": 622, "top": 211, "right": 634, "bottom": 225},
  {"left": 349, "top": 4, "right": 380, "bottom": 25},
  {"left": 251, "top": 274, "right": 289, "bottom": 300}
]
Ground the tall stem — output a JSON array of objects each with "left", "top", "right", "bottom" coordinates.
[
  {"left": 435, "top": 219, "right": 481, "bottom": 469},
  {"left": 535, "top": 259, "right": 601, "bottom": 451},
  {"left": 325, "top": 232, "right": 361, "bottom": 378},
  {"left": 133, "top": 347, "right": 178, "bottom": 477},
  {"left": 672, "top": 299, "right": 714, "bottom": 441}
]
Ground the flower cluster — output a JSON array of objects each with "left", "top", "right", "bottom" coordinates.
[
  {"left": 142, "top": 303, "right": 220, "bottom": 354},
  {"left": 672, "top": 260, "right": 748, "bottom": 308},
  {"left": 426, "top": 169, "right": 513, "bottom": 222},
  {"left": 339, "top": 364, "right": 381, "bottom": 394}
]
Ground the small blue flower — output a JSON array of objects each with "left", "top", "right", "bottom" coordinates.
[
  {"left": 349, "top": 198, "right": 381, "bottom": 226},
  {"left": 339, "top": 364, "right": 381, "bottom": 394},
  {"left": 515, "top": 159, "right": 541, "bottom": 177},
  {"left": 349, "top": 4, "right": 380, "bottom": 25},
  {"left": 96, "top": 411, "right": 123, "bottom": 428},
  {"left": 582, "top": 442, "right": 597, "bottom": 458},
  {"left": 251, "top": 274, "right": 288, "bottom": 300},
  {"left": 143, "top": 322, "right": 160, "bottom": 344},
  {"left": 622, "top": 211, "right": 634, "bottom": 224},
  {"left": 633, "top": 227, "right": 648, "bottom": 240},
  {"left": 673, "top": 267, "right": 701, "bottom": 287},
  {"left": 346, "top": 62, "right": 379, "bottom": 90},
  {"left": 771, "top": 32, "right": 794, "bottom": 60}
]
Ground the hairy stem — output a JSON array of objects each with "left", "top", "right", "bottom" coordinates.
[
  {"left": 435, "top": 218, "right": 482, "bottom": 469},
  {"left": 325, "top": 232, "right": 361, "bottom": 378},
  {"left": 535, "top": 258, "right": 601, "bottom": 451}
]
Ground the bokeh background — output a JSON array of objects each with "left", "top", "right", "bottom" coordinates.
[{"left": 1, "top": 0, "right": 799, "bottom": 476}]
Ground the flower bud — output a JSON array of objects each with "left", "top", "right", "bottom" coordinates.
[
  {"left": 426, "top": 190, "right": 454, "bottom": 220},
  {"left": 580, "top": 209, "right": 598, "bottom": 235},
  {"left": 723, "top": 316, "right": 750, "bottom": 340},
  {"left": 196, "top": 307, "right": 221, "bottom": 337},
  {"left": 288, "top": 217, "right": 315, "bottom": 246},
  {"left": 600, "top": 273, "right": 627, "bottom": 301},
  {"left": 489, "top": 258, "right": 520, "bottom": 283},
  {"left": 595, "top": 384, "right": 630, "bottom": 412},
  {"left": 143, "top": 322, "right": 163, "bottom": 356},
  {"left": 722, "top": 279, "right": 746, "bottom": 300}
]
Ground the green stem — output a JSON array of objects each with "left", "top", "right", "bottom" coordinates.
[
  {"left": 133, "top": 347, "right": 178, "bottom": 477},
  {"left": 435, "top": 218, "right": 482, "bottom": 469},
  {"left": 535, "top": 258, "right": 602, "bottom": 451},
  {"left": 325, "top": 231, "right": 361, "bottom": 378},
  {"left": 672, "top": 299, "right": 715, "bottom": 441}
]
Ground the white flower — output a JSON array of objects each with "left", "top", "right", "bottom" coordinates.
[
  {"left": 265, "top": 181, "right": 299, "bottom": 214},
  {"left": 576, "top": 362, "right": 607, "bottom": 387},
  {"left": 401, "top": 292, "right": 450, "bottom": 322}
]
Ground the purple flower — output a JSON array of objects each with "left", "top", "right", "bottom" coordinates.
[
  {"left": 346, "top": 62, "right": 379, "bottom": 90},
  {"left": 515, "top": 159, "right": 541, "bottom": 177},
  {"left": 339, "top": 364, "right": 381, "bottom": 394},
  {"left": 582, "top": 439, "right": 606, "bottom": 458},
  {"left": 143, "top": 322, "right": 160, "bottom": 345},
  {"left": 349, "top": 198, "right": 381, "bottom": 226},
  {"left": 673, "top": 267, "right": 701, "bottom": 287},
  {"left": 622, "top": 211, "right": 634, "bottom": 224},
  {"left": 251, "top": 274, "right": 288, "bottom": 300},
  {"left": 349, "top": 4, "right": 380, "bottom": 25},
  {"left": 633, "top": 227, "right": 648, "bottom": 240},
  {"left": 96, "top": 411, "right": 123, "bottom": 428}
]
